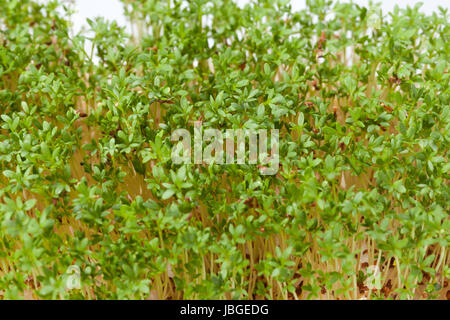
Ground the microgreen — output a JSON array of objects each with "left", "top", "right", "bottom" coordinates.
[{"left": 0, "top": 0, "right": 448, "bottom": 300}]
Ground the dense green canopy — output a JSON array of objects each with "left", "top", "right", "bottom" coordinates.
[{"left": 0, "top": 0, "right": 448, "bottom": 299}]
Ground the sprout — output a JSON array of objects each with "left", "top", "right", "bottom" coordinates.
[{"left": 0, "top": 0, "right": 448, "bottom": 301}]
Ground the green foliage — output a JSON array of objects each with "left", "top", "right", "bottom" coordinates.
[{"left": 0, "top": 0, "right": 448, "bottom": 300}]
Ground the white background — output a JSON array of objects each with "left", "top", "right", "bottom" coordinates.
[{"left": 63, "top": 0, "right": 449, "bottom": 34}]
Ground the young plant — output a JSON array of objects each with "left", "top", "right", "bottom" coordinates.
[{"left": 0, "top": 0, "right": 448, "bottom": 300}]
